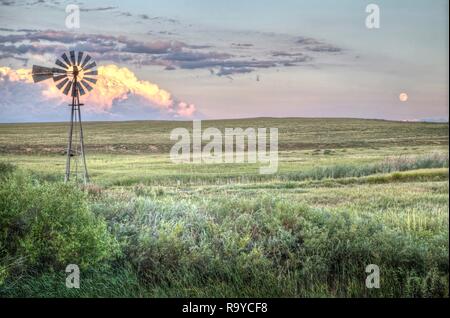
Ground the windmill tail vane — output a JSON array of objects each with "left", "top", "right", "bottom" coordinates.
[{"left": 32, "top": 51, "right": 98, "bottom": 184}]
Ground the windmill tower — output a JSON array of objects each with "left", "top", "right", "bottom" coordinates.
[{"left": 31, "top": 51, "right": 98, "bottom": 184}]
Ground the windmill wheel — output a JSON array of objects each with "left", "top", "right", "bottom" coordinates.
[{"left": 32, "top": 50, "right": 98, "bottom": 98}]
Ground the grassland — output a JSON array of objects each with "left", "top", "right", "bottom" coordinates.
[{"left": 0, "top": 118, "right": 448, "bottom": 297}]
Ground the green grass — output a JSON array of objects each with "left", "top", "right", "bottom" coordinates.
[
  {"left": 0, "top": 118, "right": 448, "bottom": 297},
  {"left": 0, "top": 118, "right": 447, "bottom": 154}
]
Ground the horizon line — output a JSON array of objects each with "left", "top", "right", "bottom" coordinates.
[{"left": 0, "top": 116, "right": 448, "bottom": 125}]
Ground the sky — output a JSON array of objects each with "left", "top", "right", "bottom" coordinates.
[{"left": 0, "top": 0, "right": 448, "bottom": 122}]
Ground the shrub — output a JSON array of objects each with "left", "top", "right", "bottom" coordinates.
[
  {"left": 93, "top": 193, "right": 449, "bottom": 297},
  {"left": 0, "top": 173, "right": 118, "bottom": 284}
]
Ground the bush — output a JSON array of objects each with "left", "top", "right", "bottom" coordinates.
[
  {"left": 0, "top": 173, "right": 118, "bottom": 284},
  {"left": 0, "top": 162, "right": 15, "bottom": 179},
  {"left": 93, "top": 193, "right": 449, "bottom": 297}
]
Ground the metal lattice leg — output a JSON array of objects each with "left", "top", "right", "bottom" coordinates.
[
  {"left": 65, "top": 103, "right": 75, "bottom": 182},
  {"left": 77, "top": 104, "right": 89, "bottom": 184}
]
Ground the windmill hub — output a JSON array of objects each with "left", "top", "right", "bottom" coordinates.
[
  {"left": 72, "top": 66, "right": 79, "bottom": 77},
  {"left": 31, "top": 51, "right": 98, "bottom": 184}
]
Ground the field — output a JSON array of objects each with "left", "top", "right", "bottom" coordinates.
[{"left": 0, "top": 118, "right": 448, "bottom": 297}]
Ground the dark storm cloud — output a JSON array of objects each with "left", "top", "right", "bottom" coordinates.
[
  {"left": 0, "top": 27, "right": 39, "bottom": 32},
  {"left": 119, "top": 11, "right": 179, "bottom": 24},
  {"left": 305, "top": 44, "right": 342, "bottom": 53},
  {"left": 80, "top": 6, "right": 117, "bottom": 12},
  {"left": 216, "top": 67, "right": 253, "bottom": 76},
  {"left": 272, "top": 51, "right": 308, "bottom": 57},
  {"left": 296, "top": 36, "right": 342, "bottom": 53},
  {"left": 27, "top": 0, "right": 45, "bottom": 5},
  {"left": 2, "top": 0, "right": 61, "bottom": 8},
  {"left": 231, "top": 43, "right": 253, "bottom": 48},
  {"left": 0, "top": 43, "right": 64, "bottom": 54},
  {"left": 0, "top": 52, "right": 28, "bottom": 64},
  {"left": 175, "top": 59, "right": 277, "bottom": 70},
  {"left": 0, "top": 30, "right": 116, "bottom": 44},
  {"left": 163, "top": 51, "right": 232, "bottom": 62},
  {"left": 296, "top": 36, "right": 322, "bottom": 45},
  {"left": 0, "top": 0, "right": 14, "bottom": 6},
  {"left": 0, "top": 29, "right": 342, "bottom": 76}
]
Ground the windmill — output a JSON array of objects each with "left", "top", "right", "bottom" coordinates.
[{"left": 31, "top": 51, "right": 98, "bottom": 184}]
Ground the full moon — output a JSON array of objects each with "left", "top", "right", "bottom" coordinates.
[{"left": 399, "top": 93, "right": 408, "bottom": 102}]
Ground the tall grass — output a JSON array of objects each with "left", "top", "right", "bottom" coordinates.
[
  {"left": 0, "top": 155, "right": 448, "bottom": 297},
  {"left": 103, "top": 152, "right": 449, "bottom": 187},
  {"left": 89, "top": 192, "right": 448, "bottom": 297},
  {"left": 285, "top": 152, "right": 448, "bottom": 182}
]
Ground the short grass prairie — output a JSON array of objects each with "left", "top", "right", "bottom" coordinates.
[{"left": 0, "top": 118, "right": 448, "bottom": 297}]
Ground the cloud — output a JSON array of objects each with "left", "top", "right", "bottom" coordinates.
[
  {"left": 231, "top": 43, "right": 253, "bottom": 48},
  {"left": 177, "top": 59, "right": 275, "bottom": 70},
  {"left": 0, "top": 66, "right": 32, "bottom": 82},
  {"left": 0, "top": 29, "right": 344, "bottom": 77},
  {"left": 0, "top": 0, "right": 14, "bottom": 6},
  {"left": 0, "top": 30, "right": 117, "bottom": 44},
  {"left": 296, "top": 36, "right": 342, "bottom": 53},
  {"left": 80, "top": 6, "right": 117, "bottom": 12},
  {"left": 121, "top": 39, "right": 186, "bottom": 54},
  {"left": 88, "top": 64, "right": 174, "bottom": 110},
  {"left": 296, "top": 36, "right": 321, "bottom": 45},
  {"left": 272, "top": 51, "right": 307, "bottom": 57},
  {"left": 216, "top": 67, "right": 253, "bottom": 76},
  {"left": 163, "top": 50, "right": 232, "bottom": 62},
  {"left": 0, "top": 65, "right": 196, "bottom": 121},
  {"left": 176, "top": 102, "right": 196, "bottom": 117},
  {"left": 0, "top": 27, "right": 38, "bottom": 32},
  {"left": 0, "top": 30, "right": 188, "bottom": 56},
  {"left": 305, "top": 44, "right": 341, "bottom": 53}
]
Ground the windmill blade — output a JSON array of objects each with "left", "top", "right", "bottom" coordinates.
[
  {"left": 61, "top": 53, "right": 72, "bottom": 67},
  {"left": 63, "top": 80, "right": 73, "bottom": 95},
  {"left": 84, "top": 70, "right": 98, "bottom": 76},
  {"left": 77, "top": 51, "right": 84, "bottom": 65},
  {"left": 55, "top": 59, "right": 69, "bottom": 70},
  {"left": 83, "top": 61, "right": 96, "bottom": 71},
  {"left": 83, "top": 77, "right": 97, "bottom": 85},
  {"left": 52, "top": 67, "right": 67, "bottom": 74},
  {"left": 31, "top": 65, "right": 54, "bottom": 82},
  {"left": 80, "top": 54, "right": 91, "bottom": 68},
  {"left": 80, "top": 79, "right": 93, "bottom": 91},
  {"left": 32, "top": 73, "right": 53, "bottom": 83},
  {"left": 53, "top": 74, "right": 67, "bottom": 82},
  {"left": 32, "top": 65, "right": 54, "bottom": 75},
  {"left": 76, "top": 82, "right": 86, "bottom": 96},
  {"left": 69, "top": 51, "right": 76, "bottom": 65},
  {"left": 56, "top": 77, "right": 69, "bottom": 90}
]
